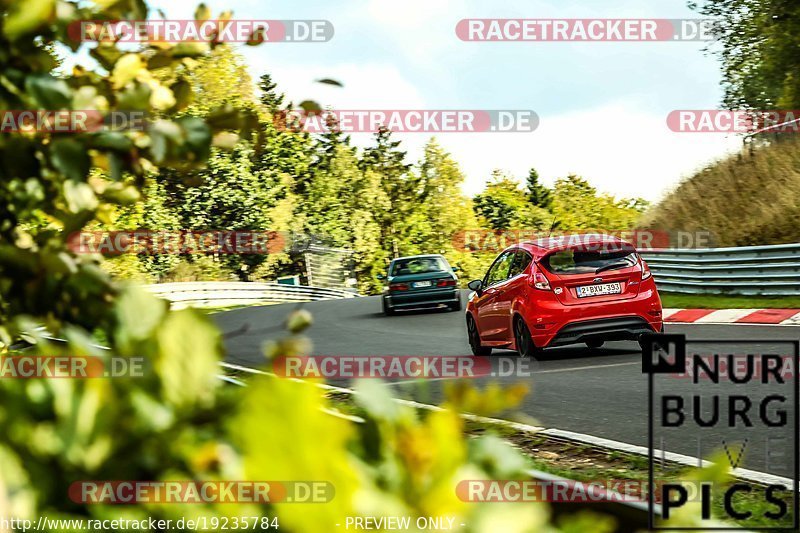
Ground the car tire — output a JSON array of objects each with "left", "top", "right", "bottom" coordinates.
[
  {"left": 382, "top": 298, "right": 395, "bottom": 316},
  {"left": 467, "top": 315, "right": 491, "bottom": 356},
  {"left": 449, "top": 297, "right": 462, "bottom": 312},
  {"left": 585, "top": 339, "right": 604, "bottom": 349},
  {"left": 514, "top": 316, "right": 541, "bottom": 358}
]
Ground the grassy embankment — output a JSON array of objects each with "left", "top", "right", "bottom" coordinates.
[{"left": 642, "top": 136, "right": 800, "bottom": 309}]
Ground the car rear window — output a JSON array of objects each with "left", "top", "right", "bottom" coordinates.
[
  {"left": 390, "top": 257, "right": 448, "bottom": 276},
  {"left": 543, "top": 248, "right": 638, "bottom": 275}
]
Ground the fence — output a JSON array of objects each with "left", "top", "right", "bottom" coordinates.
[
  {"left": 304, "top": 244, "right": 358, "bottom": 291},
  {"left": 145, "top": 281, "right": 359, "bottom": 309},
  {"left": 640, "top": 243, "right": 800, "bottom": 295}
]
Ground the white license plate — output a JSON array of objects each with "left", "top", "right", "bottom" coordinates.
[
  {"left": 576, "top": 282, "right": 622, "bottom": 298},
  {"left": 413, "top": 281, "right": 432, "bottom": 288}
]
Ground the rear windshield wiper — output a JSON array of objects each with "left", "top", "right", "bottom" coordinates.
[{"left": 595, "top": 261, "right": 630, "bottom": 274}]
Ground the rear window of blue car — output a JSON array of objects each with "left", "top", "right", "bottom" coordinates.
[{"left": 390, "top": 257, "right": 448, "bottom": 276}]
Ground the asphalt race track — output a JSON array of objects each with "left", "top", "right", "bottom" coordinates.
[{"left": 215, "top": 290, "right": 798, "bottom": 478}]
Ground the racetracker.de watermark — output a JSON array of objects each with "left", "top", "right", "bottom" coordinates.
[
  {"left": 456, "top": 479, "right": 693, "bottom": 503},
  {"left": 667, "top": 110, "right": 800, "bottom": 133},
  {"left": 457, "top": 480, "right": 738, "bottom": 504},
  {"left": 0, "top": 110, "right": 146, "bottom": 133},
  {"left": 67, "top": 230, "right": 286, "bottom": 255},
  {"left": 456, "top": 19, "right": 717, "bottom": 41},
  {"left": 0, "top": 356, "right": 146, "bottom": 378},
  {"left": 274, "top": 355, "right": 538, "bottom": 379},
  {"left": 274, "top": 110, "right": 539, "bottom": 133},
  {"left": 452, "top": 230, "right": 716, "bottom": 253},
  {"left": 69, "top": 481, "right": 333, "bottom": 504},
  {"left": 69, "top": 19, "right": 334, "bottom": 43}
]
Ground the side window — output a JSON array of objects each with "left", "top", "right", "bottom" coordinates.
[
  {"left": 484, "top": 251, "right": 515, "bottom": 287},
  {"left": 508, "top": 250, "right": 533, "bottom": 278}
]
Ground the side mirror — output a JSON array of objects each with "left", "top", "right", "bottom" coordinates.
[
  {"left": 451, "top": 266, "right": 460, "bottom": 272},
  {"left": 467, "top": 280, "right": 483, "bottom": 293},
  {"left": 376, "top": 273, "right": 386, "bottom": 280}
]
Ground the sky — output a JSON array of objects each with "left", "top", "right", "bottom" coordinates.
[{"left": 147, "top": 0, "right": 743, "bottom": 202}]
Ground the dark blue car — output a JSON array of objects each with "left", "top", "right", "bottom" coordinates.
[{"left": 379, "top": 254, "right": 461, "bottom": 315}]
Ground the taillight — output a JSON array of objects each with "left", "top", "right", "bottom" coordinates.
[
  {"left": 436, "top": 278, "right": 457, "bottom": 287},
  {"left": 389, "top": 283, "right": 409, "bottom": 291},
  {"left": 532, "top": 270, "right": 551, "bottom": 291},
  {"left": 641, "top": 260, "right": 652, "bottom": 280}
]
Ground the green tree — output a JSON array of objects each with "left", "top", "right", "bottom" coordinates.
[
  {"left": 473, "top": 171, "right": 550, "bottom": 231},
  {"left": 690, "top": 0, "right": 800, "bottom": 110},
  {"left": 101, "top": 175, "right": 183, "bottom": 282},
  {"left": 526, "top": 167, "right": 552, "bottom": 209},
  {"left": 360, "top": 127, "right": 417, "bottom": 259},
  {"left": 303, "top": 141, "right": 388, "bottom": 292},
  {"left": 258, "top": 72, "right": 285, "bottom": 112},
  {"left": 160, "top": 145, "right": 274, "bottom": 280},
  {"left": 188, "top": 45, "right": 256, "bottom": 110},
  {"left": 412, "top": 139, "right": 476, "bottom": 251},
  {"left": 408, "top": 139, "right": 486, "bottom": 282},
  {"left": 313, "top": 113, "right": 352, "bottom": 173},
  {"left": 550, "top": 175, "right": 646, "bottom": 231}
]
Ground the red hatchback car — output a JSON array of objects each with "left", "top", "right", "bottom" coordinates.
[{"left": 465, "top": 235, "right": 663, "bottom": 356}]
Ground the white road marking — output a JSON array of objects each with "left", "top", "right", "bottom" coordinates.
[
  {"left": 780, "top": 310, "right": 800, "bottom": 325},
  {"left": 660, "top": 308, "right": 682, "bottom": 320},
  {"left": 693, "top": 308, "right": 754, "bottom": 323},
  {"left": 534, "top": 361, "right": 639, "bottom": 374}
]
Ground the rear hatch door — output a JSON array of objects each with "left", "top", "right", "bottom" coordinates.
[{"left": 540, "top": 244, "right": 642, "bottom": 306}]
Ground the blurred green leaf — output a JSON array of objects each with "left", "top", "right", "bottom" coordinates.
[
  {"left": 88, "top": 131, "right": 133, "bottom": 153},
  {"left": 354, "top": 379, "right": 403, "bottom": 421},
  {"left": 25, "top": 74, "right": 71, "bottom": 109},
  {"left": 111, "top": 54, "right": 145, "bottom": 89},
  {"left": 90, "top": 45, "right": 123, "bottom": 71},
  {"left": 116, "top": 81, "right": 152, "bottom": 110},
  {"left": 114, "top": 286, "right": 167, "bottom": 349},
  {"left": 171, "top": 42, "right": 209, "bottom": 58},
  {"left": 177, "top": 116, "right": 212, "bottom": 161},
  {"left": 316, "top": 78, "right": 344, "bottom": 87},
  {"left": 169, "top": 77, "right": 192, "bottom": 111},
  {"left": 205, "top": 105, "right": 242, "bottom": 130},
  {"left": 63, "top": 181, "right": 98, "bottom": 213},
  {"left": 299, "top": 100, "right": 322, "bottom": 113},
  {"left": 51, "top": 139, "right": 90, "bottom": 181},
  {"left": 235, "top": 376, "right": 358, "bottom": 531},
  {"left": 286, "top": 308, "right": 313, "bottom": 333},
  {"left": 150, "top": 83, "right": 176, "bottom": 110},
  {"left": 155, "top": 309, "right": 220, "bottom": 408},
  {"left": 3, "top": 0, "right": 55, "bottom": 40},
  {"left": 194, "top": 3, "right": 211, "bottom": 21}
]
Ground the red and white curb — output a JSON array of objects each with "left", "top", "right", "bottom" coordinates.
[{"left": 663, "top": 308, "right": 800, "bottom": 325}]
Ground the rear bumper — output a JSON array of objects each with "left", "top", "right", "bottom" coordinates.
[
  {"left": 385, "top": 288, "right": 459, "bottom": 309},
  {"left": 527, "top": 286, "right": 662, "bottom": 347},
  {"left": 546, "top": 316, "right": 656, "bottom": 347}
]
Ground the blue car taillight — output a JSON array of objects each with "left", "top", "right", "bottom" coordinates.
[{"left": 436, "top": 278, "right": 457, "bottom": 287}]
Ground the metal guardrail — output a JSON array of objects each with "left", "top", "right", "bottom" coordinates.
[
  {"left": 145, "top": 281, "right": 359, "bottom": 309},
  {"left": 640, "top": 243, "right": 800, "bottom": 295}
]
